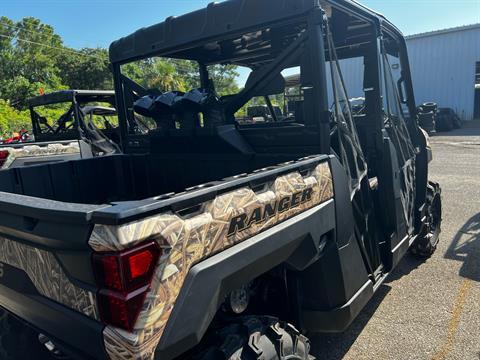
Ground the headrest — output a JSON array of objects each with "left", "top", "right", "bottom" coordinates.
[
  {"left": 174, "top": 88, "right": 219, "bottom": 112},
  {"left": 133, "top": 91, "right": 184, "bottom": 117}
]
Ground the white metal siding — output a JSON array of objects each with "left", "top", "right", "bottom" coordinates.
[
  {"left": 407, "top": 27, "right": 480, "bottom": 120},
  {"left": 325, "top": 58, "right": 364, "bottom": 105},
  {"left": 338, "top": 25, "right": 480, "bottom": 121},
  {"left": 339, "top": 58, "right": 365, "bottom": 99}
]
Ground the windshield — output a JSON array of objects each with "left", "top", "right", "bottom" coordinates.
[
  {"left": 31, "top": 102, "right": 76, "bottom": 136},
  {"left": 31, "top": 96, "right": 119, "bottom": 141}
]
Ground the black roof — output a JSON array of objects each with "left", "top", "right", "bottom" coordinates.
[
  {"left": 109, "top": 0, "right": 402, "bottom": 65},
  {"left": 109, "top": 0, "right": 316, "bottom": 64},
  {"left": 28, "top": 90, "right": 115, "bottom": 107}
]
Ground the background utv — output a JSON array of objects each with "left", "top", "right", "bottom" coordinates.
[{"left": 0, "top": 90, "right": 121, "bottom": 170}]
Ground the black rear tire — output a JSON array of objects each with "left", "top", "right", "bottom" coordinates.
[
  {"left": 196, "top": 316, "right": 312, "bottom": 360},
  {"left": 420, "top": 102, "right": 438, "bottom": 112},
  {"left": 0, "top": 308, "right": 53, "bottom": 360},
  {"left": 411, "top": 182, "right": 442, "bottom": 258}
]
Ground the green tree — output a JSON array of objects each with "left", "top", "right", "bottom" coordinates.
[
  {"left": 123, "top": 58, "right": 190, "bottom": 92},
  {"left": 0, "top": 17, "right": 18, "bottom": 80},
  {"left": 0, "top": 17, "right": 65, "bottom": 108},
  {"left": 0, "top": 15, "right": 243, "bottom": 133},
  {"left": 143, "top": 59, "right": 188, "bottom": 91},
  {"left": 122, "top": 59, "right": 240, "bottom": 95},
  {"left": 0, "top": 99, "right": 31, "bottom": 135},
  {"left": 208, "top": 64, "right": 240, "bottom": 95},
  {"left": 56, "top": 47, "right": 112, "bottom": 90}
]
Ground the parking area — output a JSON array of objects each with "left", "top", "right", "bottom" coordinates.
[{"left": 311, "top": 123, "right": 480, "bottom": 360}]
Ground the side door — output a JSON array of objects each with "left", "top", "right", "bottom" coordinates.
[
  {"left": 325, "top": 22, "right": 384, "bottom": 278},
  {"left": 377, "top": 30, "right": 417, "bottom": 269}
]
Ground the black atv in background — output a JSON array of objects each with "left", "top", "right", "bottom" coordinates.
[
  {"left": 0, "top": 90, "right": 121, "bottom": 169},
  {"left": 437, "top": 107, "right": 462, "bottom": 131}
]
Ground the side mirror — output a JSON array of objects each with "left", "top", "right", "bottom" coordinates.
[{"left": 245, "top": 71, "right": 286, "bottom": 97}]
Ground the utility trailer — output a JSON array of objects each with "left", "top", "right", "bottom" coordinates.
[
  {"left": 0, "top": 90, "right": 121, "bottom": 170},
  {"left": 0, "top": 1, "right": 441, "bottom": 359}
]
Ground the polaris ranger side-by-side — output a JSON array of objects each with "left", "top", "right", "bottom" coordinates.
[
  {"left": 0, "top": 1, "right": 441, "bottom": 359},
  {"left": 0, "top": 90, "right": 121, "bottom": 169}
]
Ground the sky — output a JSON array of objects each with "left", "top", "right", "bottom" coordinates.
[{"left": 2, "top": 0, "right": 479, "bottom": 50}]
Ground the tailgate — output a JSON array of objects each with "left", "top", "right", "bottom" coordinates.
[{"left": 0, "top": 192, "right": 108, "bottom": 358}]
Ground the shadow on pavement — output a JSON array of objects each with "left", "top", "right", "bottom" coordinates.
[
  {"left": 432, "top": 121, "right": 480, "bottom": 137},
  {"left": 384, "top": 253, "right": 425, "bottom": 283},
  {"left": 444, "top": 212, "right": 480, "bottom": 282},
  {"left": 309, "top": 285, "right": 391, "bottom": 360}
]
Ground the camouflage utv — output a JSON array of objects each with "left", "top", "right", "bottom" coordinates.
[{"left": 0, "top": 1, "right": 441, "bottom": 359}]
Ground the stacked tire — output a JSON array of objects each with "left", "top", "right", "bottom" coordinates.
[{"left": 417, "top": 102, "right": 437, "bottom": 134}]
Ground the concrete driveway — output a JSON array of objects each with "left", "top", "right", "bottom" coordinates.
[{"left": 311, "top": 123, "right": 480, "bottom": 360}]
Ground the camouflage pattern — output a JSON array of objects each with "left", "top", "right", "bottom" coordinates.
[
  {"left": 89, "top": 161, "right": 334, "bottom": 360},
  {"left": 0, "top": 236, "right": 98, "bottom": 318},
  {"left": 1, "top": 142, "right": 80, "bottom": 169}
]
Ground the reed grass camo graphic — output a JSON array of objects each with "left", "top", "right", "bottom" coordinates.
[
  {"left": 0, "top": 142, "right": 80, "bottom": 169},
  {"left": 90, "top": 162, "right": 334, "bottom": 360},
  {"left": 0, "top": 237, "right": 98, "bottom": 318}
]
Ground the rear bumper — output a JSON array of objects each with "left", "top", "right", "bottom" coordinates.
[{"left": 0, "top": 263, "right": 106, "bottom": 359}]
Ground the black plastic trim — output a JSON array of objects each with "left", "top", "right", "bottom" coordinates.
[
  {"left": 0, "top": 264, "right": 106, "bottom": 360},
  {"left": 28, "top": 90, "right": 115, "bottom": 108},
  {"left": 0, "top": 192, "right": 107, "bottom": 224},
  {"left": 302, "top": 279, "right": 373, "bottom": 332}
]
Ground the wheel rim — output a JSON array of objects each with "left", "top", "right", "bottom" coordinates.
[
  {"left": 428, "top": 194, "right": 442, "bottom": 249},
  {"left": 430, "top": 195, "right": 441, "bottom": 231}
]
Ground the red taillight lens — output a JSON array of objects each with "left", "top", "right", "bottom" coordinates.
[
  {"left": 97, "top": 288, "right": 148, "bottom": 331},
  {"left": 92, "top": 241, "right": 160, "bottom": 331},
  {"left": 93, "top": 241, "right": 160, "bottom": 293},
  {"left": 127, "top": 250, "right": 154, "bottom": 280},
  {"left": 95, "top": 255, "right": 123, "bottom": 291},
  {"left": 0, "top": 150, "right": 10, "bottom": 168}
]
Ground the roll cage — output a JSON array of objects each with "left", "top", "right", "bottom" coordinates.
[
  {"left": 110, "top": 0, "right": 420, "bottom": 183},
  {"left": 28, "top": 90, "right": 116, "bottom": 142}
]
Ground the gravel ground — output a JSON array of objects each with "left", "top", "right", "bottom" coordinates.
[{"left": 311, "top": 123, "right": 480, "bottom": 360}]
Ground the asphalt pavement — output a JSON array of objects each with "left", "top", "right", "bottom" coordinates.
[{"left": 311, "top": 122, "right": 480, "bottom": 360}]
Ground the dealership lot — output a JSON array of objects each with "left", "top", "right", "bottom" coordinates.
[{"left": 311, "top": 123, "right": 480, "bottom": 360}]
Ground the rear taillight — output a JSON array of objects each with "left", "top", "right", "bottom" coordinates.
[
  {"left": 92, "top": 241, "right": 160, "bottom": 331},
  {"left": 0, "top": 150, "right": 10, "bottom": 168}
]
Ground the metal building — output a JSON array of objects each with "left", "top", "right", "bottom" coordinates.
[{"left": 339, "top": 23, "right": 480, "bottom": 121}]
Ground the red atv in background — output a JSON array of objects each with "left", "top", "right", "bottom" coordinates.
[{"left": 0, "top": 129, "right": 32, "bottom": 145}]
